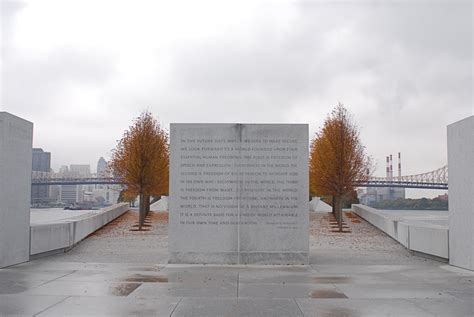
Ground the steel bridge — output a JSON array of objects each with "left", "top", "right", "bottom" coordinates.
[
  {"left": 355, "top": 165, "right": 448, "bottom": 190},
  {"left": 31, "top": 165, "right": 448, "bottom": 189},
  {"left": 31, "top": 177, "right": 123, "bottom": 186}
]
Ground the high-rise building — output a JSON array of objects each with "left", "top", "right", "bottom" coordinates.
[
  {"left": 32, "top": 148, "right": 51, "bottom": 172},
  {"left": 60, "top": 185, "right": 79, "bottom": 204},
  {"left": 31, "top": 148, "right": 51, "bottom": 203},
  {"left": 97, "top": 157, "right": 108, "bottom": 177},
  {"left": 57, "top": 164, "right": 90, "bottom": 204}
]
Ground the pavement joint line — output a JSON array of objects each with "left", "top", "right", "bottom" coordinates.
[
  {"left": 32, "top": 270, "right": 78, "bottom": 288},
  {"left": 293, "top": 298, "right": 305, "bottom": 316},
  {"left": 169, "top": 297, "right": 183, "bottom": 317},
  {"left": 33, "top": 295, "right": 71, "bottom": 316},
  {"left": 237, "top": 272, "right": 239, "bottom": 298}
]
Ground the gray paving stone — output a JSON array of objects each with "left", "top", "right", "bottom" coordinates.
[
  {"left": 1, "top": 203, "right": 473, "bottom": 316},
  {"left": 407, "top": 298, "right": 474, "bottom": 316},
  {"left": 310, "top": 249, "right": 439, "bottom": 265},
  {"left": 296, "top": 298, "right": 433, "bottom": 317},
  {"left": 150, "top": 271, "right": 238, "bottom": 284},
  {"left": 0, "top": 279, "right": 48, "bottom": 294},
  {"left": 311, "top": 264, "right": 413, "bottom": 274},
  {"left": 239, "top": 271, "right": 318, "bottom": 284},
  {"left": 0, "top": 269, "right": 75, "bottom": 282},
  {"left": 336, "top": 283, "right": 456, "bottom": 299},
  {"left": 239, "top": 270, "right": 412, "bottom": 285},
  {"left": 172, "top": 298, "right": 303, "bottom": 317},
  {"left": 37, "top": 296, "right": 180, "bottom": 316},
  {"left": 24, "top": 280, "right": 142, "bottom": 297},
  {"left": 55, "top": 269, "right": 173, "bottom": 283},
  {"left": 439, "top": 265, "right": 474, "bottom": 275},
  {"left": 443, "top": 287, "right": 474, "bottom": 301},
  {"left": 11, "top": 260, "right": 163, "bottom": 272},
  {"left": 0, "top": 294, "right": 68, "bottom": 316},
  {"left": 160, "top": 265, "right": 311, "bottom": 275},
  {"left": 238, "top": 283, "right": 341, "bottom": 299},
  {"left": 130, "top": 282, "right": 238, "bottom": 298}
]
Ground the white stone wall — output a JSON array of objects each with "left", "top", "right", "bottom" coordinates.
[
  {"left": 0, "top": 112, "right": 33, "bottom": 268},
  {"left": 30, "top": 203, "right": 129, "bottom": 256},
  {"left": 447, "top": 116, "right": 474, "bottom": 270},
  {"left": 352, "top": 204, "right": 449, "bottom": 259}
]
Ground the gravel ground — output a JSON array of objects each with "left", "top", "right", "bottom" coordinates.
[
  {"left": 309, "top": 211, "right": 438, "bottom": 265},
  {"left": 48, "top": 209, "right": 169, "bottom": 263},
  {"left": 48, "top": 209, "right": 441, "bottom": 266},
  {"left": 310, "top": 211, "right": 404, "bottom": 252}
]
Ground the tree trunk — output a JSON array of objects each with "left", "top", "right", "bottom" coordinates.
[
  {"left": 332, "top": 196, "right": 336, "bottom": 216},
  {"left": 335, "top": 195, "right": 343, "bottom": 232},
  {"left": 139, "top": 193, "right": 144, "bottom": 230},
  {"left": 145, "top": 195, "right": 150, "bottom": 217}
]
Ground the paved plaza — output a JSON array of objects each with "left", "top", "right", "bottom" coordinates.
[{"left": 0, "top": 210, "right": 472, "bottom": 316}]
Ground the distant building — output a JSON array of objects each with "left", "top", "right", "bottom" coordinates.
[
  {"left": 60, "top": 185, "right": 79, "bottom": 204},
  {"left": 58, "top": 164, "right": 91, "bottom": 204},
  {"left": 32, "top": 148, "right": 51, "bottom": 172},
  {"left": 31, "top": 148, "right": 51, "bottom": 203},
  {"left": 358, "top": 187, "right": 406, "bottom": 206},
  {"left": 436, "top": 193, "right": 449, "bottom": 201},
  {"left": 97, "top": 157, "right": 108, "bottom": 177},
  {"left": 70, "top": 164, "right": 91, "bottom": 176},
  {"left": 358, "top": 152, "right": 406, "bottom": 206},
  {"left": 58, "top": 165, "right": 69, "bottom": 174}
]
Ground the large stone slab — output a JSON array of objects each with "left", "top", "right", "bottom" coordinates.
[
  {"left": 169, "top": 124, "right": 309, "bottom": 264},
  {"left": 0, "top": 112, "right": 33, "bottom": 268},
  {"left": 447, "top": 116, "right": 474, "bottom": 270}
]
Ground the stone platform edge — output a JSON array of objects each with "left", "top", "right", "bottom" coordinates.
[
  {"left": 352, "top": 204, "right": 448, "bottom": 259},
  {"left": 169, "top": 251, "right": 309, "bottom": 265},
  {"left": 30, "top": 203, "right": 129, "bottom": 256}
]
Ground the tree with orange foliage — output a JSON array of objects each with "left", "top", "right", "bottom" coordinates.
[
  {"left": 310, "top": 104, "right": 371, "bottom": 231},
  {"left": 110, "top": 111, "right": 169, "bottom": 230}
]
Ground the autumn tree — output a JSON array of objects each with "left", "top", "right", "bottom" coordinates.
[
  {"left": 110, "top": 111, "right": 169, "bottom": 230},
  {"left": 309, "top": 104, "right": 371, "bottom": 231},
  {"left": 118, "top": 188, "right": 138, "bottom": 207}
]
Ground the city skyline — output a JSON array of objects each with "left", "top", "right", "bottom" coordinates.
[{"left": 2, "top": 0, "right": 472, "bottom": 198}]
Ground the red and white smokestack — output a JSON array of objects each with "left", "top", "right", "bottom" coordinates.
[
  {"left": 386, "top": 156, "right": 390, "bottom": 179},
  {"left": 389, "top": 154, "right": 393, "bottom": 180},
  {"left": 398, "top": 152, "right": 401, "bottom": 180}
]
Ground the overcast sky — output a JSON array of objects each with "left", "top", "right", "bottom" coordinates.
[{"left": 1, "top": 0, "right": 472, "bottom": 198}]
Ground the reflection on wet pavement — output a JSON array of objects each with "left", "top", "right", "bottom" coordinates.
[
  {"left": 123, "top": 274, "right": 168, "bottom": 283},
  {"left": 127, "top": 266, "right": 162, "bottom": 272},
  {"left": 109, "top": 283, "right": 141, "bottom": 296},
  {"left": 312, "top": 276, "right": 352, "bottom": 284},
  {"left": 310, "top": 289, "right": 348, "bottom": 298}
]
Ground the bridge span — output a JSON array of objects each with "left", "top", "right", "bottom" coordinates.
[{"left": 31, "top": 165, "right": 448, "bottom": 190}]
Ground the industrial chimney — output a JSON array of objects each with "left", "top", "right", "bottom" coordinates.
[
  {"left": 386, "top": 156, "right": 390, "bottom": 179},
  {"left": 389, "top": 154, "right": 393, "bottom": 180},
  {"left": 398, "top": 152, "right": 402, "bottom": 180}
]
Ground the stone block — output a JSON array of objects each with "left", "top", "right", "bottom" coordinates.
[
  {"left": 397, "top": 222, "right": 410, "bottom": 248},
  {"left": 447, "top": 116, "right": 474, "bottom": 270},
  {"left": 0, "top": 112, "right": 33, "bottom": 268},
  {"left": 169, "top": 124, "right": 309, "bottom": 264},
  {"left": 30, "top": 222, "right": 72, "bottom": 255},
  {"left": 409, "top": 225, "right": 449, "bottom": 259}
]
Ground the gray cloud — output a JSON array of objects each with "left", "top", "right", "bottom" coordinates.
[{"left": 1, "top": 1, "right": 472, "bottom": 198}]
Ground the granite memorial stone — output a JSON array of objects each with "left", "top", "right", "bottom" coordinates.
[{"left": 169, "top": 124, "right": 309, "bottom": 264}]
